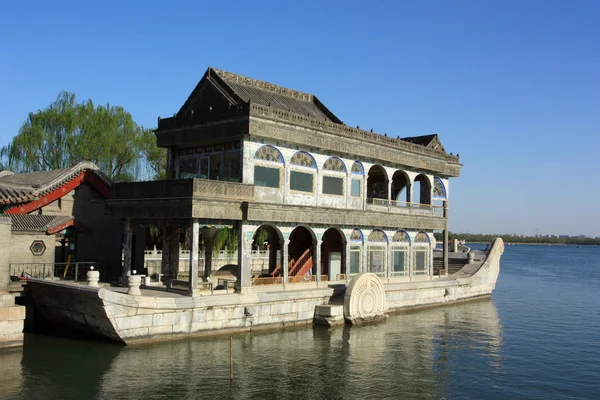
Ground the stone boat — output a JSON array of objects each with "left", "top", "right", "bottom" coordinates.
[{"left": 26, "top": 238, "right": 503, "bottom": 344}]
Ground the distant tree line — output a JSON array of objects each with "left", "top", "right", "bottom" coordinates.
[{"left": 433, "top": 232, "right": 600, "bottom": 246}]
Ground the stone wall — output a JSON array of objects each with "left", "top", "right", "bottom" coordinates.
[
  {"left": 0, "top": 217, "right": 10, "bottom": 292},
  {"left": 9, "top": 233, "right": 55, "bottom": 267}
]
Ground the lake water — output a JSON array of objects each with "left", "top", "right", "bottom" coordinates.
[{"left": 1, "top": 244, "right": 599, "bottom": 399}]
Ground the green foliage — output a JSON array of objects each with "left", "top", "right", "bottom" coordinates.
[
  {"left": 213, "top": 228, "right": 238, "bottom": 253},
  {"left": 253, "top": 227, "right": 269, "bottom": 250},
  {"left": 0, "top": 91, "right": 166, "bottom": 181}
]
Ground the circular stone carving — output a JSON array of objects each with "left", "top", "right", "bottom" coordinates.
[{"left": 344, "top": 273, "right": 387, "bottom": 324}]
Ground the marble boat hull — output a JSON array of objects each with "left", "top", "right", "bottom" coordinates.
[{"left": 27, "top": 238, "right": 504, "bottom": 344}]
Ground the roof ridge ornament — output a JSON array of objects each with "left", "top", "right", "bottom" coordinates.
[{"left": 211, "top": 68, "right": 314, "bottom": 102}]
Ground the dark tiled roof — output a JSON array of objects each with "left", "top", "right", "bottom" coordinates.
[
  {"left": 209, "top": 68, "right": 343, "bottom": 124},
  {"left": 401, "top": 134, "right": 438, "bottom": 146},
  {"left": 0, "top": 161, "right": 111, "bottom": 205},
  {"left": 225, "top": 81, "right": 331, "bottom": 120},
  {"left": 2, "top": 214, "right": 71, "bottom": 233}
]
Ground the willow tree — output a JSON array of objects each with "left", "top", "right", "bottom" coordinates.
[{"left": 1, "top": 91, "right": 165, "bottom": 181}]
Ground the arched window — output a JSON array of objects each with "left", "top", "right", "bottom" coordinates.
[
  {"left": 323, "top": 157, "right": 346, "bottom": 172},
  {"left": 254, "top": 145, "right": 284, "bottom": 163},
  {"left": 413, "top": 232, "right": 431, "bottom": 276},
  {"left": 391, "top": 231, "right": 410, "bottom": 276},
  {"left": 289, "top": 151, "right": 316, "bottom": 193},
  {"left": 254, "top": 145, "right": 283, "bottom": 188},
  {"left": 322, "top": 157, "right": 346, "bottom": 196},
  {"left": 349, "top": 228, "right": 363, "bottom": 243},
  {"left": 367, "top": 229, "right": 387, "bottom": 277},
  {"left": 290, "top": 151, "right": 316, "bottom": 168},
  {"left": 351, "top": 161, "right": 364, "bottom": 175},
  {"left": 433, "top": 177, "right": 446, "bottom": 199},
  {"left": 350, "top": 161, "right": 364, "bottom": 198}
]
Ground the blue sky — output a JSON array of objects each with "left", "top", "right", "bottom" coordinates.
[{"left": 1, "top": 1, "right": 598, "bottom": 236}]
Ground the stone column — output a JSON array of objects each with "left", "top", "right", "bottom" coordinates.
[
  {"left": 344, "top": 240, "right": 350, "bottom": 282},
  {"left": 236, "top": 222, "right": 253, "bottom": 292},
  {"left": 122, "top": 218, "right": 133, "bottom": 286},
  {"left": 203, "top": 228, "right": 218, "bottom": 281},
  {"left": 167, "top": 146, "right": 177, "bottom": 180},
  {"left": 189, "top": 219, "right": 200, "bottom": 295},
  {"left": 386, "top": 242, "right": 392, "bottom": 280},
  {"left": 387, "top": 180, "right": 393, "bottom": 203},
  {"left": 443, "top": 201, "right": 449, "bottom": 276},
  {"left": 161, "top": 226, "right": 180, "bottom": 279},
  {"left": 315, "top": 240, "right": 323, "bottom": 283},
  {"left": 362, "top": 242, "right": 368, "bottom": 273},
  {"left": 315, "top": 170, "right": 322, "bottom": 207},
  {"left": 408, "top": 245, "right": 413, "bottom": 278},
  {"left": 281, "top": 239, "right": 290, "bottom": 287}
]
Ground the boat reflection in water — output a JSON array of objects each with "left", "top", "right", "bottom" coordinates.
[{"left": 10, "top": 298, "right": 502, "bottom": 399}]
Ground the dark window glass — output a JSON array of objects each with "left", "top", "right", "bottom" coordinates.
[
  {"left": 178, "top": 158, "right": 197, "bottom": 179},
  {"left": 351, "top": 179, "right": 361, "bottom": 197},
  {"left": 392, "top": 250, "right": 407, "bottom": 275},
  {"left": 290, "top": 171, "right": 313, "bottom": 192},
  {"left": 254, "top": 166, "right": 280, "bottom": 188},
  {"left": 323, "top": 176, "right": 344, "bottom": 195},
  {"left": 222, "top": 152, "right": 241, "bottom": 182},
  {"left": 415, "top": 250, "right": 428, "bottom": 275},
  {"left": 350, "top": 246, "right": 361, "bottom": 275},
  {"left": 209, "top": 154, "right": 222, "bottom": 180}
]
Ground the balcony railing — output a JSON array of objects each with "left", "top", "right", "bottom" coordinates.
[
  {"left": 366, "top": 198, "right": 444, "bottom": 217},
  {"left": 113, "top": 179, "right": 255, "bottom": 202}
]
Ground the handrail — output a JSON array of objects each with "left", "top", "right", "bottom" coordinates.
[
  {"left": 289, "top": 249, "right": 311, "bottom": 277},
  {"left": 366, "top": 198, "right": 444, "bottom": 217}
]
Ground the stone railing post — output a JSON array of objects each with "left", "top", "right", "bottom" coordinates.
[
  {"left": 127, "top": 271, "right": 142, "bottom": 296},
  {"left": 86, "top": 266, "right": 100, "bottom": 287}
]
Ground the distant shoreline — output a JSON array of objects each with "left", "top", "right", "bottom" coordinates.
[{"left": 433, "top": 234, "right": 600, "bottom": 246}]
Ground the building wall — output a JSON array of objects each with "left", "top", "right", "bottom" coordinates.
[
  {"left": 0, "top": 217, "right": 11, "bottom": 292},
  {"left": 241, "top": 135, "right": 447, "bottom": 211},
  {"left": 9, "top": 233, "right": 55, "bottom": 266},
  {"left": 71, "top": 184, "right": 122, "bottom": 268}
]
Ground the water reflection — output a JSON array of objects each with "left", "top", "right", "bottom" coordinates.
[
  {"left": 0, "top": 348, "right": 23, "bottom": 398},
  {"left": 9, "top": 298, "right": 502, "bottom": 400}
]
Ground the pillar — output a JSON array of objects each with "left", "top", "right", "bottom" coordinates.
[
  {"left": 343, "top": 240, "right": 349, "bottom": 282},
  {"left": 236, "top": 222, "right": 253, "bottom": 292},
  {"left": 387, "top": 180, "right": 393, "bottom": 203},
  {"left": 167, "top": 146, "right": 177, "bottom": 180},
  {"left": 385, "top": 242, "right": 393, "bottom": 279},
  {"left": 362, "top": 242, "right": 368, "bottom": 274},
  {"left": 122, "top": 218, "right": 133, "bottom": 285},
  {"left": 315, "top": 240, "right": 323, "bottom": 283},
  {"left": 316, "top": 170, "right": 322, "bottom": 207},
  {"left": 443, "top": 201, "right": 449, "bottom": 276},
  {"left": 281, "top": 239, "right": 290, "bottom": 286},
  {"left": 161, "top": 226, "right": 180, "bottom": 280},
  {"left": 203, "top": 228, "right": 218, "bottom": 281},
  {"left": 189, "top": 219, "right": 200, "bottom": 295}
]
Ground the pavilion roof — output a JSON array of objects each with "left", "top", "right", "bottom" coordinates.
[
  {"left": 0, "top": 161, "right": 111, "bottom": 206},
  {"left": 178, "top": 67, "right": 343, "bottom": 124}
]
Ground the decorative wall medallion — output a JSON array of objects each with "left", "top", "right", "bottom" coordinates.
[
  {"left": 344, "top": 273, "right": 387, "bottom": 324},
  {"left": 30, "top": 240, "right": 46, "bottom": 256}
]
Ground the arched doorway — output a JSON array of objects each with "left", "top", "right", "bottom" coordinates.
[
  {"left": 321, "top": 228, "right": 346, "bottom": 281},
  {"left": 288, "top": 226, "right": 316, "bottom": 283},
  {"left": 251, "top": 224, "right": 283, "bottom": 285},
  {"left": 367, "top": 165, "right": 388, "bottom": 203},
  {"left": 391, "top": 170, "right": 411, "bottom": 205},
  {"left": 414, "top": 174, "right": 432, "bottom": 205}
]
